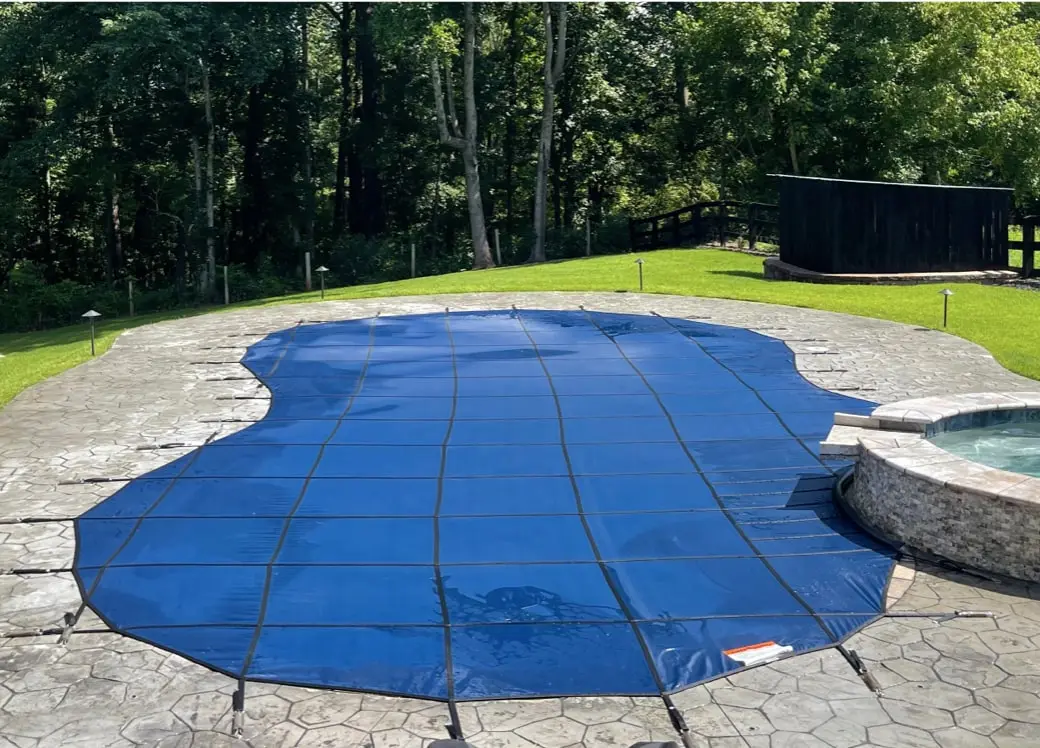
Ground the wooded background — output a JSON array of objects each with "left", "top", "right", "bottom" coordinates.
[{"left": 2, "top": 2, "right": 1040, "bottom": 330}]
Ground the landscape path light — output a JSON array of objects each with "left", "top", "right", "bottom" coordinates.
[
  {"left": 939, "top": 288, "right": 953, "bottom": 328},
  {"left": 316, "top": 266, "right": 329, "bottom": 300},
  {"left": 82, "top": 309, "right": 101, "bottom": 356}
]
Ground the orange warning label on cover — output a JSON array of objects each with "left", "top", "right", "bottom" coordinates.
[{"left": 723, "top": 641, "right": 794, "bottom": 666}]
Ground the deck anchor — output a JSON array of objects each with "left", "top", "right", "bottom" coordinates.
[
  {"left": 231, "top": 684, "right": 245, "bottom": 737},
  {"left": 839, "top": 645, "right": 882, "bottom": 694}
]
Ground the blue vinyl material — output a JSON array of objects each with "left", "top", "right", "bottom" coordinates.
[{"left": 75, "top": 310, "right": 893, "bottom": 701}]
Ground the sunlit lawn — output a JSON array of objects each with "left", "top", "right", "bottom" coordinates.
[{"left": 1, "top": 248, "right": 1038, "bottom": 409}]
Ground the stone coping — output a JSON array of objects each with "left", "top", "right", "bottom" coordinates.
[
  {"left": 763, "top": 256, "right": 1021, "bottom": 285},
  {"left": 823, "top": 392, "right": 1040, "bottom": 505}
]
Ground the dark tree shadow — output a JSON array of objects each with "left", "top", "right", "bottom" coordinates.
[{"left": 707, "top": 270, "right": 767, "bottom": 281}]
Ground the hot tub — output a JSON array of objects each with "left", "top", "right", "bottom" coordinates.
[
  {"left": 822, "top": 393, "right": 1040, "bottom": 581},
  {"left": 928, "top": 410, "right": 1040, "bottom": 478}
]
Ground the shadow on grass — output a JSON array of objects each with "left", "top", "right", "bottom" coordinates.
[{"left": 707, "top": 269, "right": 767, "bottom": 281}]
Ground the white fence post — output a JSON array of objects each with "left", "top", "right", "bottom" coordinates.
[
  {"left": 223, "top": 265, "right": 230, "bottom": 306},
  {"left": 411, "top": 242, "right": 417, "bottom": 278},
  {"left": 304, "top": 251, "right": 312, "bottom": 291}
]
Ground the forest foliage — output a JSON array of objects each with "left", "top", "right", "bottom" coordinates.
[{"left": 1, "top": 2, "right": 1039, "bottom": 331}]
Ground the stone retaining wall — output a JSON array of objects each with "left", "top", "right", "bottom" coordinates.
[
  {"left": 763, "top": 256, "right": 1020, "bottom": 285},
  {"left": 848, "top": 449, "right": 1040, "bottom": 581}
]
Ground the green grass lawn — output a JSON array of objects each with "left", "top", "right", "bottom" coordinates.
[{"left": 1, "top": 248, "right": 1038, "bottom": 409}]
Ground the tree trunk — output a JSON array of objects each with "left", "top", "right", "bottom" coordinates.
[
  {"left": 191, "top": 134, "right": 202, "bottom": 278},
  {"left": 430, "top": 3, "right": 494, "bottom": 269},
  {"left": 504, "top": 4, "right": 520, "bottom": 243},
  {"left": 332, "top": 4, "right": 351, "bottom": 239},
  {"left": 430, "top": 151, "right": 442, "bottom": 257},
  {"left": 551, "top": 113, "right": 561, "bottom": 231},
  {"left": 355, "top": 1, "right": 384, "bottom": 237},
  {"left": 588, "top": 181, "right": 603, "bottom": 226},
  {"left": 787, "top": 121, "right": 800, "bottom": 175},
  {"left": 462, "top": 144, "right": 492, "bottom": 269},
  {"left": 675, "top": 53, "right": 689, "bottom": 110},
  {"left": 559, "top": 52, "right": 576, "bottom": 229},
  {"left": 461, "top": 3, "right": 493, "bottom": 268},
  {"left": 104, "top": 120, "right": 122, "bottom": 282},
  {"left": 202, "top": 59, "right": 216, "bottom": 297},
  {"left": 345, "top": 5, "right": 364, "bottom": 236},
  {"left": 131, "top": 175, "right": 149, "bottom": 278},
  {"left": 177, "top": 202, "right": 189, "bottom": 296},
  {"left": 38, "top": 167, "right": 52, "bottom": 267},
  {"left": 301, "top": 6, "right": 315, "bottom": 259},
  {"left": 561, "top": 75, "right": 578, "bottom": 229},
  {"left": 529, "top": 3, "right": 566, "bottom": 264},
  {"left": 242, "top": 84, "right": 265, "bottom": 267},
  {"left": 106, "top": 184, "right": 122, "bottom": 282}
]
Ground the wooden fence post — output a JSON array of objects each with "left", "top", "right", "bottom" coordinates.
[
  {"left": 1024, "top": 217, "right": 1036, "bottom": 278},
  {"left": 585, "top": 217, "right": 591, "bottom": 257},
  {"left": 223, "top": 265, "right": 229, "bottom": 305},
  {"left": 718, "top": 204, "right": 727, "bottom": 248},
  {"left": 672, "top": 212, "right": 681, "bottom": 247},
  {"left": 692, "top": 205, "right": 702, "bottom": 245},
  {"left": 748, "top": 204, "right": 758, "bottom": 251},
  {"left": 651, "top": 218, "right": 659, "bottom": 249},
  {"left": 628, "top": 218, "right": 637, "bottom": 250}
]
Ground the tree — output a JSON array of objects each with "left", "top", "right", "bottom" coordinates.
[
  {"left": 529, "top": 2, "right": 566, "bottom": 264},
  {"left": 3, "top": 2, "right": 1040, "bottom": 333},
  {"left": 430, "top": 3, "right": 494, "bottom": 270}
]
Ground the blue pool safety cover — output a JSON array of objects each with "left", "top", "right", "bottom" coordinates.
[{"left": 75, "top": 310, "right": 894, "bottom": 701}]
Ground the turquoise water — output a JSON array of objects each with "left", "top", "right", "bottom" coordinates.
[{"left": 930, "top": 421, "right": 1040, "bottom": 478}]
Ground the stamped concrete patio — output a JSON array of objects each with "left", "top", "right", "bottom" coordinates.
[{"left": 1, "top": 292, "right": 1039, "bottom": 748}]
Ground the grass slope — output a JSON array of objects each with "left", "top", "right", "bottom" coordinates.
[{"left": 1, "top": 249, "right": 1037, "bottom": 409}]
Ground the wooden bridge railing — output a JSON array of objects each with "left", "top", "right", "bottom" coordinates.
[{"left": 628, "top": 201, "right": 779, "bottom": 252}]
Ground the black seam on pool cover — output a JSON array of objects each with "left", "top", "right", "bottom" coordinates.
[
  {"left": 433, "top": 308, "right": 462, "bottom": 734},
  {"left": 513, "top": 306, "right": 671, "bottom": 697},
  {"left": 581, "top": 307, "right": 840, "bottom": 643},
  {"left": 70, "top": 504, "right": 840, "bottom": 520},
  {"left": 653, "top": 313, "right": 827, "bottom": 469},
  {"left": 207, "top": 412, "right": 852, "bottom": 423},
  {"left": 77, "top": 471, "right": 838, "bottom": 483},
  {"left": 78, "top": 434, "right": 215, "bottom": 600},
  {"left": 231, "top": 385, "right": 848, "bottom": 398},
  {"left": 238, "top": 314, "right": 378, "bottom": 681},
  {"left": 140, "top": 436, "right": 833, "bottom": 447},
  {"left": 263, "top": 321, "right": 303, "bottom": 377},
  {"left": 71, "top": 547, "right": 884, "bottom": 569},
  {"left": 101, "top": 611, "right": 880, "bottom": 630}
]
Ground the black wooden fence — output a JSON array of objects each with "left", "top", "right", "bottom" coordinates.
[
  {"left": 628, "top": 201, "right": 778, "bottom": 252},
  {"left": 627, "top": 182, "right": 1035, "bottom": 279},
  {"left": 1010, "top": 216, "right": 1038, "bottom": 278},
  {"left": 776, "top": 175, "right": 1014, "bottom": 274}
]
